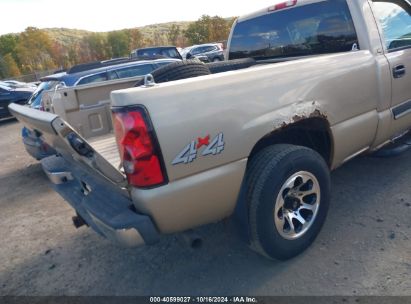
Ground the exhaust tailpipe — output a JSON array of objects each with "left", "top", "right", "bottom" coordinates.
[
  {"left": 72, "top": 213, "right": 88, "bottom": 229},
  {"left": 181, "top": 230, "right": 202, "bottom": 249}
]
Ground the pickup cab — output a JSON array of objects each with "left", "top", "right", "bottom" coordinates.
[{"left": 9, "top": 0, "right": 411, "bottom": 260}]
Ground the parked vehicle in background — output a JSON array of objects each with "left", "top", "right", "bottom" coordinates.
[
  {"left": 130, "top": 46, "right": 183, "bottom": 60},
  {"left": 26, "top": 79, "right": 62, "bottom": 110},
  {"left": 1, "top": 80, "right": 37, "bottom": 89},
  {"left": 182, "top": 43, "right": 225, "bottom": 62},
  {"left": 194, "top": 55, "right": 211, "bottom": 63},
  {"left": 22, "top": 57, "right": 180, "bottom": 159},
  {"left": 10, "top": 0, "right": 411, "bottom": 261},
  {"left": 27, "top": 57, "right": 180, "bottom": 109},
  {"left": 0, "top": 84, "right": 34, "bottom": 120}
]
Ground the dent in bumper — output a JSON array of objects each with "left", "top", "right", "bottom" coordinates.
[{"left": 41, "top": 155, "right": 159, "bottom": 247}]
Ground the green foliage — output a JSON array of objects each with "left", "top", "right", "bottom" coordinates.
[
  {"left": 15, "top": 27, "right": 57, "bottom": 73},
  {"left": 0, "top": 34, "right": 19, "bottom": 57},
  {"left": 139, "top": 21, "right": 191, "bottom": 46},
  {"left": 2, "top": 54, "right": 21, "bottom": 77},
  {"left": 50, "top": 41, "right": 70, "bottom": 69},
  {"left": 0, "top": 56, "right": 7, "bottom": 78},
  {"left": 0, "top": 17, "right": 235, "bottom": 79},
  {"left": 45, "top": 28, "right": 91, "bottom": 47},
  {"left": 84, "top": 33, "right": 109, "bottom": 60},
  {"left": 185, "top": 15, "right": 210, "bottom": 45},
  {"left": 0, "top": 34, "right": 20, "bottom": 76},
  {"left": 167, "top": 24, "right": 181, "bottom": 46},
  {"left": 184, "top": 15, "right": 234, "bottom": 45},
  {"left": 107, "top": 31, "right": 129, "bottom": 58},
  {"left": 128, "top": 28, "right": 144, "bottom": 50},
  {"left": 209, "top": 16, "right": 235, "bottom": 42}
]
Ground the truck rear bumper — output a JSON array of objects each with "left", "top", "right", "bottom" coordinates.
[{"left": 41, "top": 155, "right": 160, "bottom": 247}]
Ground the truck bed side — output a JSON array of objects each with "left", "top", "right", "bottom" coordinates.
[
  {"left": 107, "top": 50, "right": 391, "bottom": 233},
  {"left": 42, "top": 76, "right": 144, "bottom": 139},
  {"left": 111, "top": 51, "right": 385, "bottom": 181}
]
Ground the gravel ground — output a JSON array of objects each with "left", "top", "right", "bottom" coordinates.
[{"left": 0, "top": 119, "right": 409, "bottom": 296}]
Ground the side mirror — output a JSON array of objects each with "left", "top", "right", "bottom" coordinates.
[{"left": 186, "top": 53, "right": 192, "bottom": 59}]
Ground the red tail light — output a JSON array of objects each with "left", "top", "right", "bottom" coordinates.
[
  {"left": 112, "top": 106, "right": 167, "bottom": 188},
  {"left": 268, "top": 0, "right": 297, "bottom": 11}
]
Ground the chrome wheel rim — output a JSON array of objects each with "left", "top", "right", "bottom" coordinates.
[{"left": 274, "top": 171, "right": 321, "bottom": 240}]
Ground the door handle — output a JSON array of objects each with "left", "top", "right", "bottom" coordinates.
[{"left": 393, "top": 64, "right": 406, "bottom": 78}]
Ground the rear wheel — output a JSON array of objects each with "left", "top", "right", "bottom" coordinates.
[{"left": 245, "top": 144, "right": 330, "bottom": 260}]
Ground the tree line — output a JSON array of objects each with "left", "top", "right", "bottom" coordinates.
[{"left": 0, "top": 15, "right": 235, "bottom": 79}]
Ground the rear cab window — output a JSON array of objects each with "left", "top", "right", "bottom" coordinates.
[{"left": 229, "top": 0, "right": 359, "bottom": 60}]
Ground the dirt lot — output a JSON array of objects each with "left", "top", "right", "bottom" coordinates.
[{"left": 0, "top": 119, "right": 409, "bottom": 296}]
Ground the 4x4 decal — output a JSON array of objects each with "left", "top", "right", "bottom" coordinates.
[{"left": 172, "top": 133, "right": 225, "bottom": 165}]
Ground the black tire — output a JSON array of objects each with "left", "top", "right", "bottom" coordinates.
[
  {"left": 206, "top": 58, "right": 256, "bottom": 74},
  {"left": 135, "top": 60, "right": 211, "bottom": 87},
  {"left": 246, "top": 144, "right": 331, "bottom": 260}
]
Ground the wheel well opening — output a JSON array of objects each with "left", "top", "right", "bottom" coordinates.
[{"left": 249, "top": 118, "right": 333, "bottom": 167}]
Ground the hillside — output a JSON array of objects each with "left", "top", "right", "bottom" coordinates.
[
  {"left": 45, "top": 28, "right": 91, "bottom": 46},
  {"left": 139, "top": 21, "right": 192, "bottom": 39},
  {"left": 0, "top": 17, "right": 234, "bottom": 79},
  {"left": 44, "top": 21, "right": 193, "bottom": 47}
]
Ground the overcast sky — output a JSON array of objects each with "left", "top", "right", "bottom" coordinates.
[{"left": 0, "top": 0, "right": 278, "bottom": 35}]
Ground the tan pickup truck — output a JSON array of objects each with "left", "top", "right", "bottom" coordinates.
[{"left": 10, "top": 0, "right": 411, "bottom": 260}]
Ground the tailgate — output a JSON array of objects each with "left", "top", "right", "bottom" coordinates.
[{"left": 9, "top": 103, "right": 126, "bottom": 186}]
